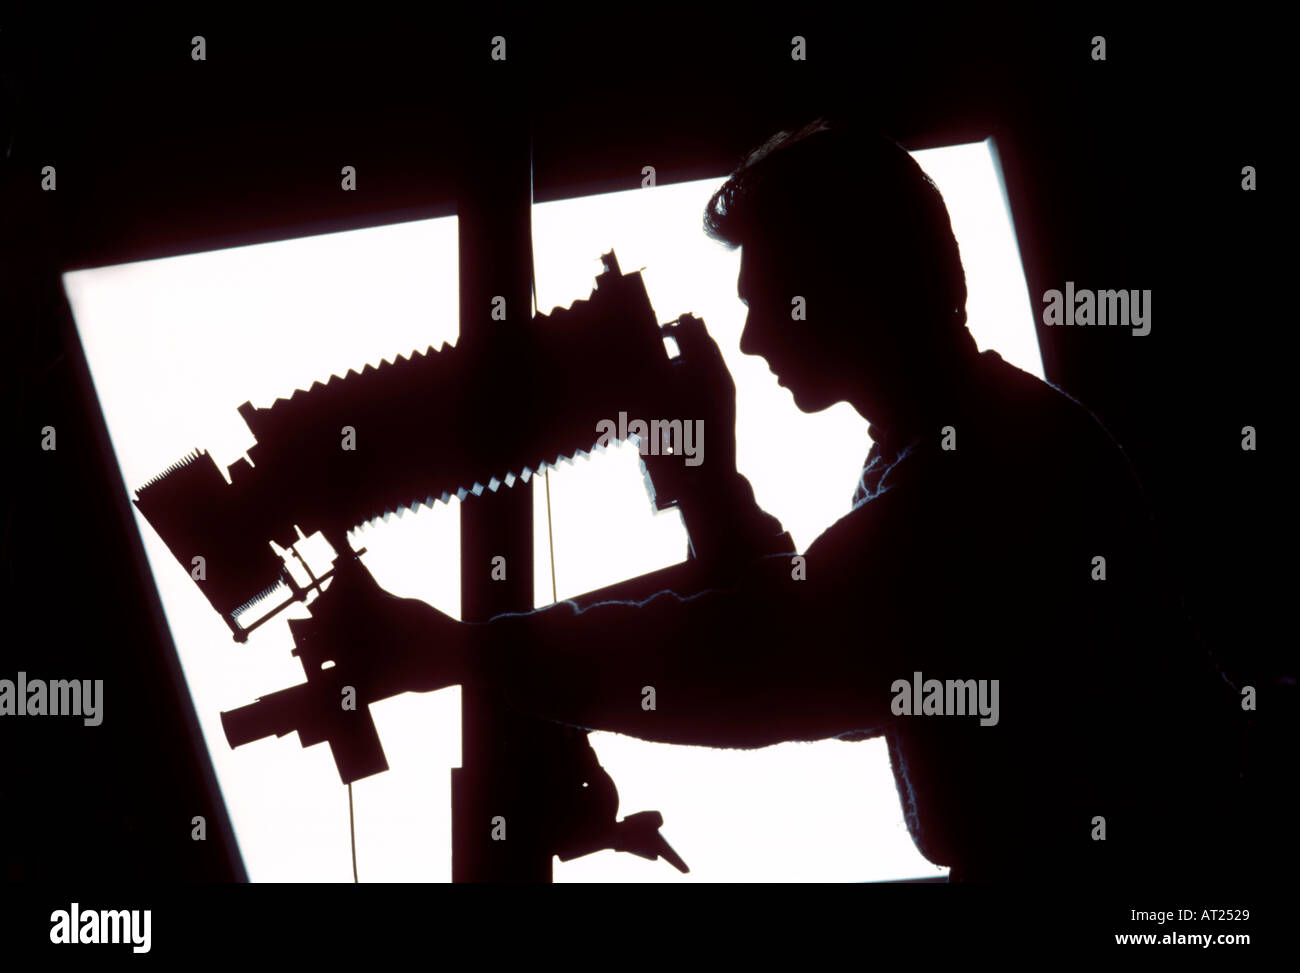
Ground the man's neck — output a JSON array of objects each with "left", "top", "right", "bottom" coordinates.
[{"left": 857, "top": 331, "right": 982, "bottom": 446}]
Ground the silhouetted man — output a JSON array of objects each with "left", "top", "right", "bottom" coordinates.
[{"left": 322, "top": 119, "right": 1230, "bottom": 882}]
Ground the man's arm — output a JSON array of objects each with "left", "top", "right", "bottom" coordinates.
[
  {"left": 464, "top": 555, "right": 876, "bottom": 748},
  {"left": 453, "top": 488, "right": 938, "bottom": 748},
  {"left": 333, "top": 479, "right": 935, "bottom": 749}
]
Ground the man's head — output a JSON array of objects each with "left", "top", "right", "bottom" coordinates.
[{"left": 704, "top": 119, "right": 971, "bottom": 424}]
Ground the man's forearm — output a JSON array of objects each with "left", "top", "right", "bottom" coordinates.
[{"left": 453, "top": 560, "right": 886, "bottom": 749}]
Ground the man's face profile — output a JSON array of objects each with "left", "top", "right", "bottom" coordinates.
[
  {"left": 738, "top": 235, "right": 886, "bottom": 416},
  {"left": 735, "top": 213, "right": 948, "bottom": 431},
  {"left": 737, "top": 240, "right": 846, "bottom": 415}
]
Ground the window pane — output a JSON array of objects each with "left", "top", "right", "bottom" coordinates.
[
  {"left": 532, "top": 140, "right": 1037, "bottom": 881},
  {"left": 64, "top": 216, "right": 463, "bottom": 882}
]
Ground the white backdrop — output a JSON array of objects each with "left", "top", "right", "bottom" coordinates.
[{"left": 63, "top": 139, "right": 1038, "bottom": 882}]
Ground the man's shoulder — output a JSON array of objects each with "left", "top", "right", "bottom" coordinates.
[
  {"left": 976, "top": 350, "right": 1100, "bottom": 432},
  {"left": 970, "top": 350, "right": 1138, "bottom": 483},
  {"left": 813, "top": 349, "right": 1148, "bottom": 546}
]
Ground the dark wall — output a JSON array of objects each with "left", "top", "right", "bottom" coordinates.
[{"left": 1, "top": 10, "right": 1286, "bottom": 881}]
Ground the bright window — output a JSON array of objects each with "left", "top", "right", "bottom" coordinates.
[{"left": 64, "top": 138, "right": 1037, "bottom": 882}]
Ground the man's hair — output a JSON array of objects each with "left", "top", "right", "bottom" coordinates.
[{"left": 703, "top": 118, "right": 968, "bottom": 329}]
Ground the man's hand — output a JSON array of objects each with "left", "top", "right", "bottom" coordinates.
[
  {"left": 293, "top": 553, "right": 470, "bottom": 696},
  {"left": 669, "top": 315, "right": 739, "bottom": 477},
  {"left": 650, "top": 317, "right": 792, "bottom": 561}
]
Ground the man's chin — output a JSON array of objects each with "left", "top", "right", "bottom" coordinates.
[{"left": 788, "top": 384, "right": 838, "bottom": 413}]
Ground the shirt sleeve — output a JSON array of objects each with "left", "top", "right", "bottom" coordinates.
[{"left": 473, "top": 474, "right": 946, "bottom": 749}]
